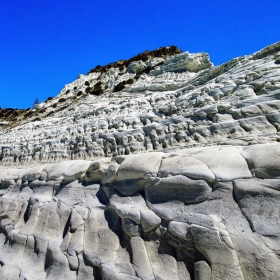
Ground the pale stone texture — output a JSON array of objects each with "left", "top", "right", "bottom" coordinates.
[
  {"left": 1, "top": 42, "right": 280, "bottom": 165},
  {"left": 0, "top": 143, "right": 279, "bottom": 279},
  {"left": 0, "top": 42, "right": 280, "bottom": 279}
]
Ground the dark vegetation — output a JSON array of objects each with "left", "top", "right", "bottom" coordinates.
[
  {"left": 33, "top": 98, "right": 40, "bottom": 108},
  {"left": 85, "top": 87, "right": 92, "bottom": 93},
  {"left": 134, "top": 61, "right": 164, "bottom": 80},
  {"left": 0, "top": 108, "right": 25, "bottom": 120},
  {"left": 113, "top": 83, "right": 126, "bottom": 92},
  {"left": 112, "top": 59, "right": 165, "bottom": 91},
  {"left": 87, "top": 46, "right": 181, "bottom": 75},
  {"left": 87, "top": 81, "right": 104, "bottom": 95},
  {"left": 24, "top": 110, "right": 33, "bottom": 117},
  {"left": 0, "top": 46, "right": 182, "bottom": 128},
  {"left": 113, "top": 78, "right": 135, "bottom": 92},
  {"left": 0, "top": 107, "right": 46, "bottom": 128}
]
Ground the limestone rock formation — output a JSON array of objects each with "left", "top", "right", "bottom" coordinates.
[
  {"left": 1, "top": 42, "right": 280, "bottom": 163},
  {"left": 0, "top": 42, "right": 280, "bottom": 279}
]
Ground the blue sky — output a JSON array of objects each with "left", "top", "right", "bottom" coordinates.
[{"left": 0, "top": 0, "right": 279, "bottom": 109}]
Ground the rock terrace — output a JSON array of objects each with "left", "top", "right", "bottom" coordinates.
[{"left": 0, "top": 42, "right": 280, "bottom": 279}]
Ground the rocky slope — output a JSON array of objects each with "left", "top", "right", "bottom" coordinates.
[
  {"left": 1, "top": 43, "right": 280, "bottom": 164},
  {"left": 0, "top": 42, "right": 280, "bottom": 279}
]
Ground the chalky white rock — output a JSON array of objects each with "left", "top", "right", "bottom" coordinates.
[{"left": 0, "top": 42, "right": 280, "bottom": 279}]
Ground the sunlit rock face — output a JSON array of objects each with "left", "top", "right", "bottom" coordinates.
[
  {"left": 0, "top": 42, "right": 280, "bottom": 279},
  {"left": 1, "top": 43, "right": 280, "bottom": 164},
  {"left": 1, "top": 145, "right": 280, "bottom": 280}
]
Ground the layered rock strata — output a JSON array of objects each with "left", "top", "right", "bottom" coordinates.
[
  {"left": 0, "top": 144, "right": 280, "bottom": 279},
  {"left": 0, "top": 42, "right": 280, "bottom": 280},
  {"left": 1, "top": 42, "right": 280, "bottom": 164}
]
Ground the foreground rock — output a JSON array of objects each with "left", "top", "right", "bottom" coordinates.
[{"left": 0, "top": 144, "right": 280, "bottom": 279}]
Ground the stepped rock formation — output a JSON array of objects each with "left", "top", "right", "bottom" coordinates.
[{"left": 0, "top": 42, "right": 280, "bottom": 279}]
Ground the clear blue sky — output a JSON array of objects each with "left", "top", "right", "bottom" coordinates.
[{"left": 0, "top": 0, "right": 279, "bottom": 109}]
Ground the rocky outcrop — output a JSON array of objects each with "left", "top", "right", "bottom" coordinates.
[
  {"left": 1, "top": 42, "right": 280, "bottom": 164},
  {"left": 149, "top": 51, "right": 213, "bottom": 74},
  {"left": 0, "top": 41, "right": 280, "bottom": 279},
  {"left": 0, "top": 144, "right": 280, "bottom": 279},
  {"left": 86, "top": 46, "right": 182, "bottom": 75}
]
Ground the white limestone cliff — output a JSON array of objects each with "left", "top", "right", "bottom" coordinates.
[{"left": 0, "top": 42, "right": 280, "bottom": 279}]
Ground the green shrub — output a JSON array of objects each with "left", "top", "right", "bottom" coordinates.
[
  {"left": 90, "top": 86, "right": 103, "bottom": 96},
  {"left": 85, "top": 87, "right": 92, "bottom": 93},
  {"left": 142, "top": 66, "right": 152, "bottom": 74},
  {"left": 142, "top": 55, "right": 149, "bottom": 62},
  {"left": 95, "top": 81, "right": 102, "bottom": 87},
  {"left": 24, "top": 110, "right": 33, "bottom": 117},
  {"left": 113, "top": 83, "right": 125, "bottom": 92}
]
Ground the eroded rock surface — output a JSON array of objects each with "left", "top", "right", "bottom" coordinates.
[
  {"left": 0, "top": 42, "right": 280, "bottom": 279},
  {"left": 0, "top": 144, "right": 279, "bottom": 279},
  {"left": 1, "top": 42, "right": 280, "bottom": 164}
]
